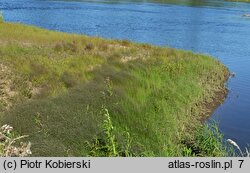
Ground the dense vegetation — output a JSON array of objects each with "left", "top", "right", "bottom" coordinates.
[{"left": 0, "top": 22, "right": 229, "bottom": 156}]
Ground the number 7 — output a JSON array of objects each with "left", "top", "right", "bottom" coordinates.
[{"left": 238, "top": 160, "right": 244, "bottom": 168}]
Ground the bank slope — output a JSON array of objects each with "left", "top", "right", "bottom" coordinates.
[{"left": 0, "top": 22, "right": 229, "bottom": 156}]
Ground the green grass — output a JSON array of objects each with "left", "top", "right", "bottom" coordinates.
[{"left": 0, "top": 22, "right": 229, "bottom": 156}]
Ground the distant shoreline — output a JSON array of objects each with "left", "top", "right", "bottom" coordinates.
[{"left": 227, "top": 0, "right": 250, "bottom": 3}]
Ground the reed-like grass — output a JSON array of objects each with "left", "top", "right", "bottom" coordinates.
[{"left": 0, "top": 22, "right": 229, "bottom": 156}]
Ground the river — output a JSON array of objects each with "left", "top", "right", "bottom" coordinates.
[{"left": 1, "top": 0, "right": 250, "bottom": 148}]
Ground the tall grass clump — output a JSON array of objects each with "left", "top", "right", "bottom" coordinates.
[
  {"left": 86, "top": 107, "right": 134, "bottom": 157},
  {"left": 192, "top": 123, "right": 227, "bottom": 156}
]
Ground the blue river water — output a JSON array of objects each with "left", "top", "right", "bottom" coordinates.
[{"left": 1, "top": 0, "right": 250, "bottom": 148}]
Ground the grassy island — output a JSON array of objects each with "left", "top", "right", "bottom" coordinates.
[{"left": 0, "top": 22, "right": 229, "bottom": 156}]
